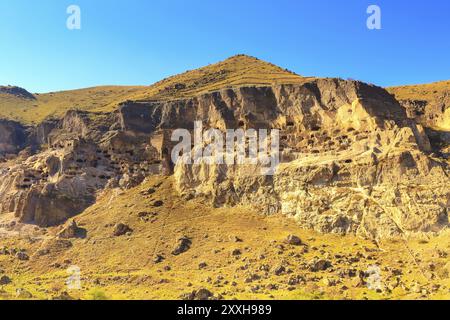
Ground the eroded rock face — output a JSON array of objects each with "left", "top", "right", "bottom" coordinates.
[
  {"left": 0, "top": 111, "right": 165, "bottom": 226},
  {"left": 0, "top": 144, "right": 105, "bottom": 226},
  {"left": 399, "top": 97, "right": 450, "bottom": 132},
  {"left": 0, "top": 78, "right": 448, "bottom": 237},
  {"left": 173, "top": 80, "right": 450, "bottom": 240},
  {"left": 0, "top": 120, "right": 28, "bottom": 156},
  {"left": 396, "top": 93, "right": 449, "bottom": 157},
  {"left": 273, "top": 150, "right": 448, "bottom": 240}
]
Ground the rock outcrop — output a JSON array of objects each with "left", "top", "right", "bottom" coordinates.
[
  {"left": 0, "top": 120, "right": 29, "bottom": 156},
  {"left": 0, "top": 110, "right": 165, "bottom": 226},
  {"left": 0, "top": 76, "right": 448, "bottom": 239},
  {"left": 173, "top": 79, "right": 449, "bottom": 240},
  {"left": 0, "top": 86, "right": 35, "bottom": 100},
  {"left": 397, "top": 95, "right": 449, "bottom": 132}
]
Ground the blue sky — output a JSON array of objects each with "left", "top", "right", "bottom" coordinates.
[{"left": 0, "top": 0, "right": 449, "bottom": 93}]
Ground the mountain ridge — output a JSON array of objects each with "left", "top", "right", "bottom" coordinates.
[
  {"left": 0, "top": 55, "right": 308, "bottom": 124},
  {"left": 1, "top": 55, "right": 448, "bottom": 127}
]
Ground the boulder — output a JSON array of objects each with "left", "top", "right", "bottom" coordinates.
[
  {"left": 182, "top": 288, "right": 214, "bottom": 301},
  {"left": 0, "top": 275, "right": 11, "bottom": 285},
  {"left": 16, "top": 252, "right": 29, "bottom": 261},
  {"left": 113, "top": 223, "right": 132, "bottom": 237},
  {"left": 285, "top": 235, "right": 302, "bottom": 246},
  {"left": 58, "top": 220, "right": 84, "bottom": 239},
  {"left": 172, "top": 236, "right": 192, "bottom": 255},
  {"left": 309, "top": 259, "right": 332, "bottom": 272}
]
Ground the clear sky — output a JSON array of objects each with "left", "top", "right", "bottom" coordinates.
[{"left": 1, "top": 0, "right": 449, "bottom": 93}]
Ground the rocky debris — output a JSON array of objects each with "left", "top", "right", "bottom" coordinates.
[
  {"left": 285, "top": 235, "right": 302, "bottom": 246},
  {"left": 140, "top": 187, "right": 156, "bottom": 196},
  {"left": 51, "top": 291, "right": 74, "bottom": 300},
  {"left": 57, "top": 220, "right": 84, "bottom": 239},
  {"left": 338, "top": 268, "right": 358, "bottom": 278},
  {"left": 351, "top": 276, "right": 366, "bottom": 288},
  {"left": 198, "top": 262, "right": 208, "bottom": 269},
  {"left": 0, "top": 275, "right": 11, "bottom": 285},
  {"left": 172, "top": 236, "right": 192, "bottom": 255},
  {"left": 152, "top": 200, "right": 164, "bottom": 207},
  {"left": 0, "top": 221, "right": 17, "bottom": 230},
  {"left": 323, "top": 277, "right": 338, "bottom": 287},
  {"left": 112, "top": 223, "right": 133, "bottom": 237},
  {"left": 229, "top": 235, "right": 243, "bottom": 243},
  {"left": 288, "top": 275, "right": 305, "bottom": 286},
  {"left": 436, "top": 250, "right": 448, "bottom": 258},
  {"left": 309, "top": 259, "right": 332, "bottom": 272},
  {"left": 153, "top": 254, "right": 165, "bottom": 264},
  {"left": 46, "top": 239, "right": 73, "bottom": 252},
  {"left": 411, "top": 282, "right": 425, "bottom": 294},
  {"left": 119, "top": 173, "right": 145, "bottom": 189},
  {"left": 273, "top": 265, "right": 286, "bottom": 276},
  {"left": 244, "top": 273, "right": 261, "bottom": 283},
  {"left": 15, "top": 251, "right": 29, "bottom": 261},
  {"left": 231, "top": 249, "right": 242, "bottom": 256},
  {"left": 181, "top": 288, "right": 215, "bottom": 301},
  {"left": 138, "top": 211, "right": 158, "bottom": 223},
  {"left": 15, "top": 288, "right": 33, "bottom": 299}
]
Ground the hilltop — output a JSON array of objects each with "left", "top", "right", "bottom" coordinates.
[
  {"left": 1, "top": 175, "right": 448, "bottom": 300},
  {"left": 3, "top": 55, "right": 448, "bottom": 127},
  {"left": 132, "top": 54, "right": 307, "bottom": 100},
  {"left": 0, "top": 55, "right": 307, "bottom": 125}
]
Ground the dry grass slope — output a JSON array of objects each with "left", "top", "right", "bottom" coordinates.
[
  {"left": 131, "top": 54, "right": 308, "bottom": 101},
  {"left": 0, "top": 86, "right": 144, "bottom": 125},
  {"left": 0, "top": 176, "right": 449, "bottom": 300},
  {"left": 387, "top": 80, "right": 450, "bottom": 102}
]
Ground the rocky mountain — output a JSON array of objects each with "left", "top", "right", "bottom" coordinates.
[
  {"left": 0, "top": 55, "right": 448, "bottom": 239},
  {"left": 0, "top": 55, "right": 449, "bottom": 300}
]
